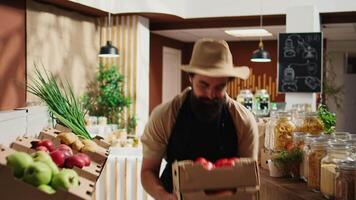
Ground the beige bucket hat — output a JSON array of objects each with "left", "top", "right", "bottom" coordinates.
[{"left": 181, "top": 38, "right": 250, "bottom": 80}]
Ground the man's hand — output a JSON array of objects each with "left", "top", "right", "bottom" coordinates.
[{"left": 141, "top": 158, "right": 177, "bottom": 200}]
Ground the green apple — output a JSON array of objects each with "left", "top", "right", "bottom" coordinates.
[
  {"left": 51, "top": 169, "right": 79, "bottom": 190},
  {"left": 23, "top": 161, "right": 52, "bottom": 186},
  {"left": 6, "top": 152, "right": 33, "bottom": 178},
  {"left": 38, "top": 184, "right": 56, "bottom": 194},
  {"left": 32, "top": 151, "right": 58, "bottom": 175}
]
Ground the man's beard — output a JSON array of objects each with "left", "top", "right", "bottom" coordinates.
[{"left": 190, "top": 91, "right": 225, "bottom": 122}]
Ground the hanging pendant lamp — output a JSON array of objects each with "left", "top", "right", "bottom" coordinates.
[
  {"left": 99, "top": 13, "right": 119, "bottom": 58},
  {"left": 250, "top": 1, "right": 271, "bottom": 63},
  {"left": 251, "top": 40, "right": 271, "bottom": 62}
]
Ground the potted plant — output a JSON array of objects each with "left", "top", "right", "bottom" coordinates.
[
  {"left": 272, "top": 147, "right": 303, "bottom": 178},
  {"left": 82, "top": 64, "right": 131, "bottom": 126}
]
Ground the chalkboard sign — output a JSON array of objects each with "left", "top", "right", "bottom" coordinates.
[{"left": 278, "top": 32, "right": 322, "bottom": 93}]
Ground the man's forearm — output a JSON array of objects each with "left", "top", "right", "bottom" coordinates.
[{"left": 141, "top": 170, "right": 170, "bottom": 199}]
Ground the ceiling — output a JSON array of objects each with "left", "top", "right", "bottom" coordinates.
[{"left": 152, "top": 23, "right": 356, "bottom": 42}]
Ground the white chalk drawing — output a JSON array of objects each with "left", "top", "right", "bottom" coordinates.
[
  {"left": 283, "top": 38, "right": 296, "bottom": 57},
  {"left": 304, "top": 76, "right": 321, "bottom": 90},
  {"left": 280, "top": 62, "right": 321, "bottom": 92},
  {"left": 282, "top": 34, "right": 317, "bottom": 59},
  {"left": 279, "top": 33, "right": 322, "bottom": 92},
  {"left": 281, "top": 66, "right": 298, "bottom": 92},
  {"left": 303, "top": 46, "right": 317, "bottom": 59}
]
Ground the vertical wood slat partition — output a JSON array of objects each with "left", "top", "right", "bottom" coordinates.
[
  {"left": 99, "top": 15, "right": 138, "bottom": 130},
  {"left": 227, "top": 69, "right": 278, "bottom": 102},
  {"left": 96, "top": 155, "right": 151, "bottom": 200}
]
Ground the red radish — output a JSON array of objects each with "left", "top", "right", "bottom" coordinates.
[
  {"left": 35, "top": 146, "right": 49, "bottom": 153},
  {"left": 37, "top": 139, "right": 55, "bottom": 152},
  {"left": 65, "top": 155, "right": 85, "bottom": 169},
  {"left": 76, "top": 153, "right": 91, "bottom": 166},
  {"left": 50, "top": 150, "right": 66, "bottom": 167}
]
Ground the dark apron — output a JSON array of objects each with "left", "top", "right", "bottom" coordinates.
[{"left": 160, "top": 92, "right": 238, "bottom": 192}]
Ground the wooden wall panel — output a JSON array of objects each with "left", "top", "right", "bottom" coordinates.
[{"left": 0, "top": 0, "right": 26, "bottom": 111}]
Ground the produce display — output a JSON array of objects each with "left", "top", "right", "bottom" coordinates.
[
  {"left": 6, "top": 151, "right": 79, "bottom": 195},
  {"left": 57, "top": 132, "right": 98, "bottom": 154},
  {"left": 32, "top": 139, "right": 92, "bottom": 169}
]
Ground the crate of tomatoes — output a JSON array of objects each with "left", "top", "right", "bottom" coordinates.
[{"left": 172, "top": 157, "right": 260, "bottom": 200}]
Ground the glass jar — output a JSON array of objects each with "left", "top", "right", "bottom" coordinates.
[
  {"left": 296, "top": 112, "right": 324, "bottom": 135},
  {"left": 301, "top": 134, "right": 323, "bottom": 182},
  {"left": 264, "top": 111, "right": 277, "bottom": 150},
  {"left": 253, "top": 89, "right": 270, "bottom": 117},
  {"left": 236, "top": 89, "right": 253, "bottom": 111},
  {"left": 320, "top": 143, "right": 352, "bottom": 199},
  {"left": 335, "top": 160, "right": 356, "bottom": 200},
  {"left": 345, "top": 139, "right": 356, "bottom": 160},
  {"left": 293, "top": 132, "right": 306, "bottom": 149},
  {"left": 333, "top": 132, "right": 351, "bottom": 141},
  {"left": 273, "top": 112, "right": 296, "bottom": 151},
  {"left": 308, "top": 138, "right": 329, "bottom": 191}
]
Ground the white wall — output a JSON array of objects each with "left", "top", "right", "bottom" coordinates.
[
  {"left": 0, "top": 106, "right": 50, "bottom": 146},
  {"left": 70, "top": 0, "right": 356, "bottom": 18},
  {"left": 326, "top": 41, "right": 356, "bottom": 133},
  {"left": 135, "top": 16, "right": 150, "bottom": 137}
]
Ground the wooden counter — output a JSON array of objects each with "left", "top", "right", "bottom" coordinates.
[{"left": 260, "top": 169, "right": 325, "bottom": 200}]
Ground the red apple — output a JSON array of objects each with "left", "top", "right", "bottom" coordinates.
[
  {"left": 76, "top": 153, "right": 91, "bottom": 166},
  {"left": 195, "top": 157, "right": 215, "bottom": 170},
  {"left": 65, "top": 155, "right": 85, "bottom": 169},
  {"left": 37, "top": 139, "right": 55, "bottom": 152},
  {"left": 57, "top": 144, "right": 73, "bottom": 159},
  {"left": 35, "top": 146, "right": 49, "bottom": 153},
  {"left": 50, "top": 150, "right": 66, "bottom": 167}
]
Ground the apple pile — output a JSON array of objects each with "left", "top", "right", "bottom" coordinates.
[
  {"left": 194, "top": 157, "right": 240, "bottom": 170},
  {"left": 6, "top": 151, "right": 79, "bottom": 195},
  {"left": 57, "top": 132, "right": 97, "bottom": 153},
  {"left": 33, "top": 139, "right": 91, "bottom": 169}
]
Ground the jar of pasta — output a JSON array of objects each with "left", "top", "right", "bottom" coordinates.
[
  {"left": 321, "top": 142, "right": 352, "bottom": 199},
  {"left": 308, "top": 137, "right": 329, "bottom": 191},
  {"left": 300, "top": 134, "right": 321, "bottom": 182},
  {"left": 273, "top": 111, "right": 296, "bottom": 151},
  {"left": 297, "top": 112, "right": 324, "bottom": 135}
]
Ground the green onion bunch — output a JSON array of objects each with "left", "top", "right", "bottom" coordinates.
[{"left": 28, "top": 66, "right": 92, "bottom": 139}]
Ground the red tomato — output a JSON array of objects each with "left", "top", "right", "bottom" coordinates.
[
  {"left": 215, "top": 158, "right": 237, "bottom": 168},
  {"left": 195, "top": 157, "right": 215, "bottom": 170}
]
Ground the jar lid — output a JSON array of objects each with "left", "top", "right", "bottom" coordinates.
[
  {"left": 293, "top": 132, "right": 306, "bottom": 138},
  {"left": 304, "top": 134, "right": 322, "bottom": 145},
  {"left": 345, "top": 139, "right": 356, "bottom": 145},
  {"left": 310, "top": 138, "right": 329, "bottom": 148},
  {"left": 337, "top": 160, "right": 356, "bottom": 170},
  {"left": 327, "top": 142, "right": 350, "bottom": 150}
]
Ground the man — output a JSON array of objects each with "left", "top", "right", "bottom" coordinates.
[{"left": 141, "top": 38, "right": 258, "bottom": 200}]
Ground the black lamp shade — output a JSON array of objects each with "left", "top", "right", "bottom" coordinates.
[
  {"left": 250, "top": 48, "right": 271, "bottom": 62},
  {"left": 99, "top": 41, "right": 119, "bottom": 58}
]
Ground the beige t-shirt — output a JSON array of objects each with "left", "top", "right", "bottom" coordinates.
[{"left": 141, "top": 87, "right": 259, "bottom": 160}]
